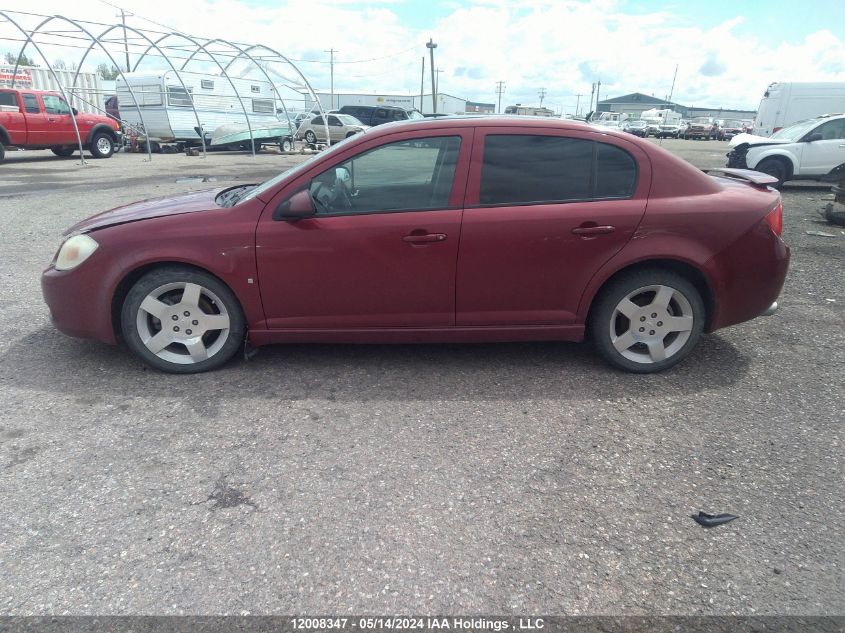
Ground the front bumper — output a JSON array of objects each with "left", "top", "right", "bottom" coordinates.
[
  {"left": 41, "top": 260, "right": 117, "bottom": 344},
  {"left": 726, "top": 148, "right": 749, "bottom": 169}
]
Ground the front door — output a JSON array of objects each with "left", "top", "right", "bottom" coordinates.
[
  {"left": 40, "top": 94, "right": 76, "bottom": 146},
  {"left": 801, "top": 118, "right": 845, "bottom": 175},
  {"left": 456, "top": 128, "right": 649, "bottom": 325},
  {"left": 256, "top": 131, "right": 471, "bottom": 328}
]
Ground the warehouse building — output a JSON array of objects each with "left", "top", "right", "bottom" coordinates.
[
  {"left": 597, "top": 92, "right": 756, "bottom": 120},
  {"left": 300, "top": 91, "right": 468, "bottom": 115}
]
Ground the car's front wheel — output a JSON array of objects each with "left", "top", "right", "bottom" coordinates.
[
  {"left": 755, "top": 157, "right": 788, "bottom": 189},
  {"left": 304, "top": 130, "right": 317, "bottom": 145},
  {"left": 590, "top": 269, "right": 705, "bottom": 373},
  {"left": 121, "top": 267, "right": 246, "bottom": 373},
  {"left": 89, "top": 133, "right": 115, "bottom": 158}
]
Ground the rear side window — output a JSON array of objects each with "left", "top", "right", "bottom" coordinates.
[
  {"left": 479, "top": 134, "right": 637, "bottom": 205},
  {"left": 480, "top": 135, "right": 593, "bottom": 205},
  {"left": 595, "top": 143, "right": 637, "bottom": 198},
  {"left": 0, "top": 92, "right": 15, "bottom": 107}
]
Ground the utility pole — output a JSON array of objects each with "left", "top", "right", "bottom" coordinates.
[
  {"left": 589, "top": 82, "right": 596, "bottom": 113},
  {"left": 538, "top": 87, "right": 547, "bottom": 107},
  {"left": 595, "top": 80, "right": 601, "bottom": 113},
  {"left": 324, "top": 48, "right": 337, "bottom": 109},
  {"left": 426, "top": 39, "right": 437, "bottom": 113},
  {"left": 118, "top": 9, "right": 132, "bottom": 73},
  {"left": 574, "top": 93, "right": 583, "bottom": 116},
  {"left": 495, "top": 80, "right": 505, "bottom": 113},
  {"left": 419, "top": 56, "right": 424, "bottom": 112}
]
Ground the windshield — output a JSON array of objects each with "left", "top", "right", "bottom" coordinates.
[
  {"left": 725, "top": 120, "right": 743, "bottom": 128},
  {"left": 237, "top": 132, "right": 367, "bottom": 204},
  {"left": 770, "top": 118, "right": 821, "bottom": 141},
  {"left": 691, "top": 117, "right": 711, "bottom": 124}
]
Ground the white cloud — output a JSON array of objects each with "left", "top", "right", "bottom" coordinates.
[{"left": 4, "top": 0, "right": 845, "bottom": 114}]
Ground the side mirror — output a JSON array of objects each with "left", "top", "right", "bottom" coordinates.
[
  {"left": 275, "top": 189, "right": 315, "bottom": 220},
  {"left": 335, "top": 166, "right": 351, "bottom": 190},
  {"left": 72, "top": 108, "right": 78, "bottom": 115},
  {"left": 805, "top": 133, "right": 823, "bottom": 142}
]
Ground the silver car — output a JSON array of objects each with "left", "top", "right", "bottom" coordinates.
[{"left": 297, "top": 113, "right": 369, "bottom": 145}]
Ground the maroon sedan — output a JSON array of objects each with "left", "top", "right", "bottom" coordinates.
[{"left": 42, "top": 117, "right": 789, "bottom": 373}]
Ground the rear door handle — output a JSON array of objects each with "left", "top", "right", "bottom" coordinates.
[
  {"left": 572, "top": 225, "right": 616, "bottom": 236},
  {"left": 402, "top": 233, "right": 447, "bottom": 243}
]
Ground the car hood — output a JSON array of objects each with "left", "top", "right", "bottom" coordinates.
[
  {"left": 729, "top": 133, "right": 791, "bottom": 148},
  {"left": 64, "top": 188, "right": 222, "bottom": 236}
]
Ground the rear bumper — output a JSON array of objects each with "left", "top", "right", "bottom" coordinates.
[{"left": 760, "top": 301, "right": 778, "bottom": 316}]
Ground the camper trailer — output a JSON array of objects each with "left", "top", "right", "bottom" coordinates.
[
  {"left": 753, "top": 82, "right": 845, "bottom": 136},
  {"left": 116, "top": 70, "right": 286, "bottom": 144}
]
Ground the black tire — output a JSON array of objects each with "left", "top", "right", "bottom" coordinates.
[
  {"left": 589, "top": 268, "right": 705, "bottom": 373},
  {"left": 0, "top": 142, "right": 5, "bottom": 163},
  {"left": 51, "top": 146, "right": 76, "bottom": 157},
  {"left": 89, "top": 132, "right": 115, "bottom": 158},
  {"left": 304, "top": 130, "right": 317, "bottom": 145},
  {"left": 121, "top": 266, "right": 246, "bottom": 374},
  {"left": 754, "top": 158, "right": 788, "bottom": 189},
  {"left": 279, "top": 137, "right": 293, "bottom": 152}
]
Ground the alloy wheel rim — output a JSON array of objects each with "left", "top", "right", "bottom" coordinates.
[
  {"left": 609, "top": 284, "right": 694, "bottom": 364},
  {"left": 135, "top": 282, "right": 230, "bottom": 365},
  {"left": 96, "top": 137, "right": 111, "bottom": 153}
]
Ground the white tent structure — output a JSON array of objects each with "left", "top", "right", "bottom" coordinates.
[{"left": 0, "top": 8, "right": 326, "bottom": 163}]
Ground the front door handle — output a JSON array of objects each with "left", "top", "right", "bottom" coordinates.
[
  {"left": 572, "top": 225, "right": 616, "bottom": 236},
  {"left": 402, "top": 233, "right": 447, "bottom": 243},
  {"left": 47, "top": 117, "right": 56, "bottom": 122}
]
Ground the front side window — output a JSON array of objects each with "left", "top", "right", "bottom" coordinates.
[
  {"left": 480, "top": 135, "right": 593, "bottom": 205},
  {"left": 328, "top": 115, "right": 342, "bottom": 127},
  {"left": 22, "top": 94, "right": 39, "bottom": 113},
  {"left": 42, "top": 95, "right": 71, "bottom": 115},
  {"left": 309, "top": 136, "right": 461, "bottom": 215},
  {"left": 311, "top": 116, "right": 324, "bottom": 126},
  {"left": 813, "top": 119, "right": 845, "bottom": 140},
  {"left": 167, "top": 86, "right": 193, "bottom": 107}
]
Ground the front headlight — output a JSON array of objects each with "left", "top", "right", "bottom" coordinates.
[{"left": 54, "top": 234, "right": 99, "bottom": 271}]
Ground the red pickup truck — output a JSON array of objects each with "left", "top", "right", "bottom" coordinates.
[{"left": 0, "top": 88, "right": 122, "bottom": 163}]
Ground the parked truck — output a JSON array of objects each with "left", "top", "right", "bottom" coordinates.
[
  {"left": 753, "top": 82, "right": 845, "bottom": 137},
  {"left": 0, "top": 88, "right": 122, "bottom": 162}
]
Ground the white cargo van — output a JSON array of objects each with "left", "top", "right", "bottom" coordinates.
[{"left": 753, "top": 82, "right": 845, "bottom": 137}]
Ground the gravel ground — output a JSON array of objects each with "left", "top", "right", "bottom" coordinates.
[{"left": 0, "top": 139, "right": 842, "bottom": 616}]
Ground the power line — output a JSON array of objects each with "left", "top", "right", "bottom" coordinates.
[{"left": 538, "top": 87, "right": 546, "bottom": 107}]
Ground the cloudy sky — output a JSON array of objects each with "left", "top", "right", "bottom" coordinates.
[{"left": 3, "top": 0, "right": 845, "bottom": 114}]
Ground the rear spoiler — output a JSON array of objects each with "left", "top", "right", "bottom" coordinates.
[{"left": 705, "top": 168, "right": 779, "bottom": 187}]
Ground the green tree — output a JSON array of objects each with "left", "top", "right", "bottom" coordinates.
[
  {"left": 3, "top": 51, "right": 39, "bottom": 67},
  {"left": 96, "top": 63, "right": 120, "bottom": 80}
]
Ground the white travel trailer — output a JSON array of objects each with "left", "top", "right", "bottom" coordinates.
[
  {"left": 116, "top": 70, "right": 287, "bottom": 143},
  {"left": 753, "top": 82, "right": 845, "bottom": 137}
]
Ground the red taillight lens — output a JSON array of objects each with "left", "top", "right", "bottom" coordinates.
[{"left": 765, "top": 200, "right": 783, "bottom": 236}]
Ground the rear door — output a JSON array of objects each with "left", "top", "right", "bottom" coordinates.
[{"left": 456, "top": 128, "right": 650, "bottom": 326}]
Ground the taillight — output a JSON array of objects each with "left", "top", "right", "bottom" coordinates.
[{"left": 765, "top": 200, "right": 783, "bottom": 236}]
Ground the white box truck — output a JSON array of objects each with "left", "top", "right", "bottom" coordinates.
[
  {"left": 0, "top": 64, "right": 104, "bottom": 114},
  {"left": 753, "top": 82, "right": 845, "bottom": 136}
]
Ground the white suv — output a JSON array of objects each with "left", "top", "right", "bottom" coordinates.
[{"left": 726, "top": 113, "right": 845, "bottom": 187}]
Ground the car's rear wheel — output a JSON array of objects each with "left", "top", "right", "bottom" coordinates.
[
  {"left": 121, "top": 267, "right": 246, "bottom": 373},
  {"left": 51, "top": 146, "right": 76, "bottom": 157},
  {"left": 279, "top": 137, "right": 293, "bottom": 152},
  {"left": 755, "top": 157, "right": 788, "bottom": 189},
  {"left": 304, "top": 130, "right": 317, "bottom": 145},
  {"left": 90, "top": 133, "right": 115, "bottom": 159},
  {"left": 590, "top": 269, "right": 705, "bottom": 373}
]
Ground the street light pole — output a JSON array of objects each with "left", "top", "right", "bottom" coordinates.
[
  {"left": 426, "top": 38, "right": 437, "bottom": 113},
  {"left": 324, "top": 48, "right": 337, "bottom": 109}
]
